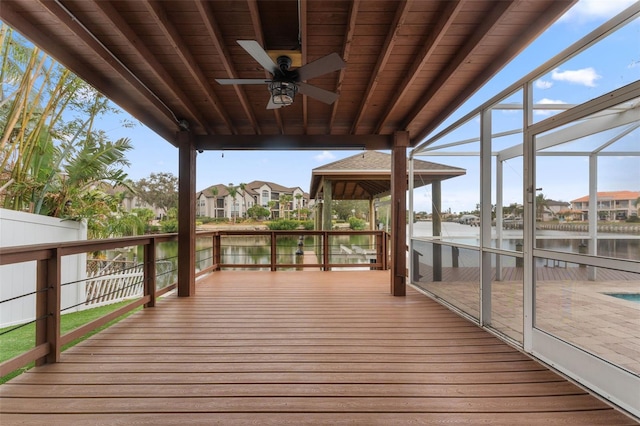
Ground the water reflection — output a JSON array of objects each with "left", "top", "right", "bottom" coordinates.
[{"left": 412, "top": 221, "right": 639, "bottom": 260}]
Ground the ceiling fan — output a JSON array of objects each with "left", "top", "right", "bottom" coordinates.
[{"left": 215, "top": 40, "right": 346, "bottom": 109}]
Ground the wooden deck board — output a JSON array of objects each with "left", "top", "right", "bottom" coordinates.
[{"left": 0, "top": 271, "right": 634, "bottom": 424}]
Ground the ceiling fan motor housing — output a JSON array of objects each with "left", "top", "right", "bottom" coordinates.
[{"left": 277, "top": 55, "right": 293, "bottom": 71}]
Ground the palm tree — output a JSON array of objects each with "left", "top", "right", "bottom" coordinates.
[
  {"left": 267, "top": 200, "right": 277, "bottom": 219},
  {"left": 238, "top": 182, "right": 247, "bottom": 218},
  {"left": 295, "top": 193, "right": 303, "bottom": 219},
  {"left": 225, "top": 183, "right": 239, "bottom": 222},
  {"left": 279, "top": 194, "right": 293, "bottom": 219},
  {"left": 536, "top": 193, "right": 549, "bottom": 221}
]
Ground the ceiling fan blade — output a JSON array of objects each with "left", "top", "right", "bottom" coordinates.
[
  {"left": 215, "top": 78, "right": 271, "bottom": 85},
  {"left": 297, "top": 82, "right": 340, "bottom": 104},
  {"left": 266, "top": 98, "right": 285, "bottom": 109},
  {"left": 237, "top": 40, "right": 278, "bottom": 74},
  {"left": 297, "top": 53, "right": 346, "bottom": 81}
]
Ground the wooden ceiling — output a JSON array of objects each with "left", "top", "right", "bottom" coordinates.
[{"left": 0, "top": 0, "right": 575, "bottom": 149}]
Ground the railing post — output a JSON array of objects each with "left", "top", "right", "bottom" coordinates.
[
  {"left": 384, "top": 232, "right": 389, "bottom": 270},
  {"left": 144, "top": 238, "right": 157, "bottom": 308},
  {"left": 270, "top": 231, "right": 277, "bottom": 271},
  {"left": 213, "top": 233, "right": 221, "bottom": 270},
  {"left": 37, "top": 248, "right": 61, "bottom": 365},
  {"left": 323, "top": 231, "right": 330, "bottom": 271},
  {"left": 376, "top": 232, "right": 383, "bottom": 270},
  {"left": 35, "top": 258, "right": 48, "bottom": 366}
]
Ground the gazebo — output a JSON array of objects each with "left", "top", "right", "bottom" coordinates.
[{"left": 310, "top": 151, "right": 465, "bottom": 230}]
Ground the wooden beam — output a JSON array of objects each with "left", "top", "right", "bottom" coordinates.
[
  {"left": 402, "top": 1, "right": 515, "bottom": 132},
  {"left": 390, "top": 131, "right": 409, "bottom": 296},
  {"left": 375, "top": 0, "right": 465, "bottom": 134},
  {"left": 351, "top": 0, "right": 412, "bottom": 134},
  {"left": 6, "top": 0, "right": 177, "bottom": 143},
  {"left": 177, "top": 131, "right": 196, "bottom": 297},
  {"left": 194, "top": 134, "right": 393, "bottom": 151},
  {"left": 196, "top": 0, "right": 261, "bottom": 134},
  {"left": 143, "top": 0, "right": 236, "bottom": 134},
  {"left": 299, "top": 0, "right": 308, "bottom": 133},
  {"left": 329, "top": 0, "right": 360, "bottom": 133},
  {"left": 247, "top": 0, "right": 284, "bottom": 134},
  {"left": 411, "top": 0, "right": 576, "bottom": 143},
  {"left": 93, "top": 1, "right": 215, "bottom": 135}
]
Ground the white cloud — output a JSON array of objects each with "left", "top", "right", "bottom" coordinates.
[
  {"left": 551, "top": 67, "right": 601, "bottom": 87},
  {"left": 559, "top": 0, "right": 636, "bottom": 23},
  {"left": 314, "top": 151, "right": 335, "bottom": 162},
  {"left": 535, "top": 79, "right": 553, "bottom": 89},
  {"left": 535, "top": 98, "right": 567, "bottom": 116}
]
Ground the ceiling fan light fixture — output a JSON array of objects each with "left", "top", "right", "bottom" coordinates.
[{"left": 269, "top": 81, "right": 298, "bottom": 106}]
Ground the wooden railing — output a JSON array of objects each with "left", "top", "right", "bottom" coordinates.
[
  {"left": 196, "top": 230, "right": 388, "bottom": 271},
  {"left": 0, "top": 230, "right": 388, "bottom": 376}
]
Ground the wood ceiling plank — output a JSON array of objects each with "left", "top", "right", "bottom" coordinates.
[
  {"left": 0, "top": 0, "right": 576, "bottom": 145},
  {"left": 401, "top": 1, "right": 515, "bottom": 137},
  {"left": 247, "top": 0, "right": 284, "bottom": 134},
  {"left": 375, "top": 0, "right": 465, "bottom": 134},
  {"left": 411, "top": 0, "right": 575, "bottom": 143},
  {"left": 328, "top": 0, "right": 359, "bottom": 135},
  {"left": 196, "top": 0, "right": 261, "bottom": 135},
  {"left": 351, "top": 0, "right": 413, "bottom": 134},
  {"left": 21, "top": 0, "right": 179, "bottom": 142},
  {"left": 143, "top": 0, "right": 236, "bottom": 134},
  {"left": 92, "top": 1, "right": 215, "bottom": 135}
]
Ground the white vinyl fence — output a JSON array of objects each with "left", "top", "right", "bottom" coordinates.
[{"left": 0, "top": 209, "right": 87, "bottom": 327}]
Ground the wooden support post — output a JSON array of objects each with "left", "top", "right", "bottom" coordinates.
[
  {"left": 178, "top": 130, "right": 196, "bottom": 297},
  {"left": 322, "top": 179, "right": 332, "bottom": 231},
  {"left": 144, "top": 239, "right": 157, "bottom": 308},
  {"left": 369, "top": 198, "right": 375, "bottom": 230},
  {"left": 391, "top": 131, "right": 409, "bottom": 296},
  {"left": 315, "top": 200, "right": 323, "bottom": 230}
]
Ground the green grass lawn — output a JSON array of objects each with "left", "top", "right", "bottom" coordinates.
[{"left": 0, "top": 301, "right": 141, "bottom": 383}]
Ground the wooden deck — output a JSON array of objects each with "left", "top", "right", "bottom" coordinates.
[{"left": 0, "top": 271, "right": 635, "bottom": 425}]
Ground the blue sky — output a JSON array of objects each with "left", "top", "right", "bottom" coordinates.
[{"left": 94, "top": 0, "right": 638, "bottom": 212}]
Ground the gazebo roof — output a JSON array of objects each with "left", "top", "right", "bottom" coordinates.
[{"left": 310, "top": 151, "right": 465, "bottom": 200}]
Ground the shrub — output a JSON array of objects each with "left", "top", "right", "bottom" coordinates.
[
  {"left": 348, "top": 217, "right": 366, "bottom": 230},
  {"left": 247, "top": 205, "right": 270, "bottom": 219},
  {"left": 146, "top": 224, "right": 161, "bottom": 234},
  {"left": 267, "top": 219, "right": 299, "bottom": 230},
  {"left": 160, "top": 219, "right": 178, "bottom": 233},
  {"left": 302, "top": 220, "right": 314, "bottom": 230},
  {"left": 626, "top": 215, "right": 639, "bottom": 223}
]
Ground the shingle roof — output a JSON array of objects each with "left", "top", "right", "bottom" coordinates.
[
  {"left": 310, "top": 151, "right": 466, "bottom": 200},
  {"left": 313, "top": 151, "right": 463, "bottom": 173},
  {"left": 198, "top": 181, "right": 304, "bottom": 198}
]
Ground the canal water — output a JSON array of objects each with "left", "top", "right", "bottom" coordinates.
[{"left": 412, "top": 221, "right": 639, "bottom": 261}]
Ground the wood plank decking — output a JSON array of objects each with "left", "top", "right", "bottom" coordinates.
[{"left": 0, "top": 271, "right": 635, "bottom": 425}]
